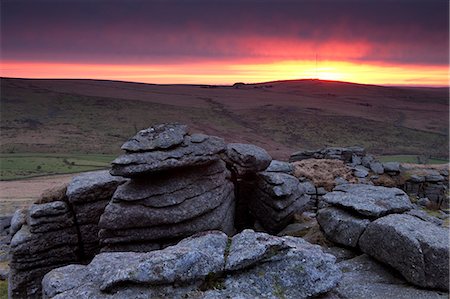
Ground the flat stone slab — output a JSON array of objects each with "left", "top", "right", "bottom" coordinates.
[
  {"left": 359, "top": 213, "right": 449, "bottom": 290},
  {"left": 323, "top": 184, "right": 412, "bottom": 217}
]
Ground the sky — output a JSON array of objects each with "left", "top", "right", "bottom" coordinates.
[{"left": 1, "top": 0, "right": 449, "bottom": 86}]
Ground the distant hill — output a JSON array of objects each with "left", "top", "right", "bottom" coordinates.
[{"left": 0, "top": 77, "right": 448, "bottom": 160}]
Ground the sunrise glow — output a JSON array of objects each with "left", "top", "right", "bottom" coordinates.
[{"left": 1, "top": 60, "right": 448, "bottom": 86}]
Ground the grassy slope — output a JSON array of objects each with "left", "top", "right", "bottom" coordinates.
[
  {"left": 0, "top": 153, "right": 116, "bottom": 180},
  {"left": 0, "top": 78, "right": 448, "bottom": 180}
]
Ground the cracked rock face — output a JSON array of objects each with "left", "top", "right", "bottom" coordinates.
[
  {"left": 358, "top": 214, "right": 449, "bottom": 291},
  {"left": 110, "top": 124, "right": 226, "bottom": 177},
  {"left": 42, "top": 230, "right": 340, "bottom": 299},
  {"left": 317, "top": 207, "right": 370, "bottom": 248},
  {"left": 323, "top": 184, "right": 412, "bottom": 217}
]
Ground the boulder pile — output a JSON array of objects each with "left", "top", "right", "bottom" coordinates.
[
  {"left": 99, "top": 124, "right": 235, "bottom": 252},
  {"left": 317, "top": 184, "right": 449, "bottom": 291}
]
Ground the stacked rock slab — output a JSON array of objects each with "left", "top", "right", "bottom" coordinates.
[
  {"left": 42, "top": 230, "right": 341, "bottom": 299},
  {"left": 317, "top": 184, "right": 449, "bottom": 291},
  {"left": 8, "top": 197, "right": 78, "bottom": 298},
  {"left": 290, "top": 146, "right": 366, "bottom": 163},
  {"left": 99, "top": 124, "right": 235, "bottom": 252},
  {"left": 403, "top": 170, "right": 449, "bottom": 209},
  {"left": 223, "top": 144, "right": 312, "bottom": 233},
  {"left": 8, "top": 171, "right": 125, "bottom": 299},
  {"left": 248, "top": 170, "right": 313, "bottom": 233}
]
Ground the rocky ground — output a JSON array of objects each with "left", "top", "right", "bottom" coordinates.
[{"left": 0, "top": 124, "right": 448, "bottom": 299}]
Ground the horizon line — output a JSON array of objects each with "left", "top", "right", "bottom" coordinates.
[{"left": 2, "top": 76, "right": 449, "bottom": 89}]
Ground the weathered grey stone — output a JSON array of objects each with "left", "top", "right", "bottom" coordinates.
[
  {"left": 225, "top": 229, "right": 287, "bottom": 271},
  {"left": 225, "top": 143, "right": 272, "bottom": 176},
  {"left": 323, "top": 184, "right": 412, "bottom": 217},
  {"left": 43, "top": 230, "right": 340, "bottom": 299},
  {"left": 359, "top": 214, "right": 449, "bottom": 290},
  {"left": 361, "top": 155, "right": 375, "bottom": 168},
  {"left": 28, "top": 211, "right": 74, "bottom": 233},
  {"left": 29, "top": 201, "right": 68, "bottom": 219},
  {"left": 266, "top": 160, "right": 294, "bottom": 174},
  {"left": 256, "top": 171, "right": 301, "bottom": 199},
  {"left": 121, "top": 124, "right": 189, "bottom": 152},
  {"left": 248, "top": 195, "right": 310, "bottom": 233},
  {"left": 406, "top": 209, "right": 444, "bottom": 226},
  {"left": 10, "top": 265, "right": 65, "bottom": 299},
  {"left": 425, "top": 173, "right": 445, "bottom": 182},
  {"left": 409, "top": 174, "right": 425, "bottom": 183},
  {"left": 218, "top": 233, "right": 341, "bottom": 299},
  {"left": 73, "top": 200, "right": 110, "bottom": 225},
  {"left": 111, "top": 134, "right": 225, "bottom": 177},
  {"left": 331, "top": 254, "right": 448, "bottom": 299},
  {"left": 111, "top": 160, "right": 228, "bottom": 207},
  {"left": 0, "top": 215, "right": 12, "bottom": 237},
  {"left": 382, "top": 162, "right": 400, "bottom": 173},
  {"left": 353, "top": 165, "right": 369, "bottom": 178},
  {"left": 100, "top": 181, "right": 233, "bottom": 229},
  {"left": 370, "top": 161, "right": 384, "bottom": 174},
  {"left": 66, "top": 170, "right": 126, "bottom": 204},
  {"left": 9, "top": 208, "right": 27, "bottom": 236},
  {"left": 299, "top": 181, "right": 316, "bottom": 195},
  {"left": 10, "top": 225, "right": 78, "bottom": 257},
  {"left": 102, "top": 232, "right": 228, "bottom": 292},
  {"left": 99, "top": 192, "right": 235, "bottom": 247},
  {"left": 317, "top": 207, "right": 371, "bottom": 247}
]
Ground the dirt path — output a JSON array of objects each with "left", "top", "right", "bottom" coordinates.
[{"left": 0, "top": 174, "right": 75, "bottom": 215}]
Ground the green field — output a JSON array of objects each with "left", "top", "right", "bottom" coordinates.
[
  {"left": 378, "top": 155, "right": 448, "bottom": 164},
  {"left": 0, "top": 153, "right": 116, "bottom": 180}
]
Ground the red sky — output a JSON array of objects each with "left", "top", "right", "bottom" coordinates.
[{"left": 1, "top": 0, "right": 449, "bottom": 86}]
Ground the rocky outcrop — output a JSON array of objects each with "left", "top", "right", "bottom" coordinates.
[
  {"left": 42, "top": 230, "right": 341, "bottom": 299},
  {"left": 100, "top": 124, "right": 235, "bottom": 252},
  {"left": 7, "top": 170, "right": 124, "bottom": 299},
  {"left": 317, "top": 183, "right": 449, "bottom": 291},
  {"left": 359, "top": 214, "right": 449, "bottom": 291}
]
